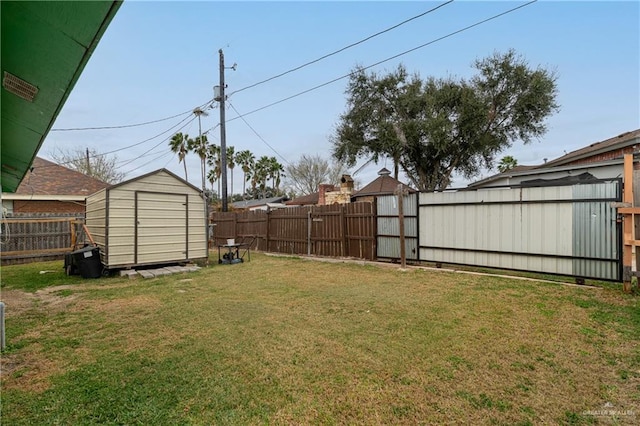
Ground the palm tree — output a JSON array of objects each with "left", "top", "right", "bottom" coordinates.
[
  {"left": 268, "top": 156, "right": 284, "bottom": 195},
  {"left": 235, "top": 150, "right": 255, "bottom": 199},
  {"left": 189, "top": 134, "right": 209, "bottom": 192},
  {"left": 206, "top": 168, "right": 217, "bottom": 194},
  {"left": 169, "top": 132, "right": 190, "bottom": 180},
  {"left": 207, "top": 144, "right": 222, "bottom": 198},
  {"left": 227, "top": 146, "right": 235, "bottom": 199},
  {"left": 254, "top": 156, "right": 271, "bottom": 199},
  {"left": 497, "top": 155, "right": 518, "bottom": 173}
]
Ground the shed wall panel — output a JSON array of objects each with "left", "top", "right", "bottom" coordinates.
[
  {"left": 86, "top": 170, "right": 207, "bottom": 268},
  {"left": 85, "top": 189, "right": 107, "bottom": 248}
]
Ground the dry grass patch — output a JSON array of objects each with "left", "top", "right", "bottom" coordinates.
[{"left": 1, "top": 254, "right": 638, "bottom": 425}]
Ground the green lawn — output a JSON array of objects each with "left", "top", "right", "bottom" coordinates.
[{"left": 1, "top": 254, "right": 638, "bottom": 425}]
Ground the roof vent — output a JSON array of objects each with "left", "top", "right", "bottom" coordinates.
[{"left": 3, "top": 71, "right": 38, "bottom": 102}]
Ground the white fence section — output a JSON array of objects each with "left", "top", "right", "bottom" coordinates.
[{"left": 418, "top": 181, "right": 621, "bottom": 281}]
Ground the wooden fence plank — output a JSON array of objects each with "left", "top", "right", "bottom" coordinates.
[
  {"left": 209, "top": 202, "right": 376, "bottom": 260},
  {"left": 1, "top": 214, "right": 85, "bottom": 265}
]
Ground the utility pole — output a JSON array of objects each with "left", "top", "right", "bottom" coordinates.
[
  {"left": 218, "top": 49, "right": 228, "bottom": 212},
  {"left": 86, "top": 147, "right": 91, "bottom": 175},
  {"left": 193, "top": 107, "right": 208, "bottom": 193},
  {"left": 216, "top": 49, "right": 236, "bottom": 212}
]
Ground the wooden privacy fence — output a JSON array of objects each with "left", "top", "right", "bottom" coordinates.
[
  {"left": 210, "top": 203, "right": 377, "bottom": 260},
  {"left": 1, "top": 215, "right": 86, "bottom": 265}
]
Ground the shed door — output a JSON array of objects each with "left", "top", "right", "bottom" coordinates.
[{"left": 135, "top": 192, "right": 188, "bottom": 264}]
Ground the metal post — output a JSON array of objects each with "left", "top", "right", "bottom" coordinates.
[
  {"left": 397, "top": 184, "right": 406, "bottom": 269},
  {"left": 308, "top": 209, "right": 312, "bottom": 256},
  {"left": 0, "top": 302, "right": 5, "bottom": 351},
  {"left": 219, "top": 49, "right": 228, "bottom": 212}
]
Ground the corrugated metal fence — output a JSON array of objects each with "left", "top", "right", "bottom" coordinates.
[
  {"left": 1, "top": 214, "right": 85, "bottom": 265},
  {"left": 210, "top": 203, "right": 376, "bottom": 260},
  {"left": 418, "top": 181, "right": 621, "bottom": 280}
]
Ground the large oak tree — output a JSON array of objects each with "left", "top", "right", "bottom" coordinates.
[{"left": 331, "top": 50, "right": 559, "bottom": 190}]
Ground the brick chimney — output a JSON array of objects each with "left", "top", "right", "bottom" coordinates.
[
  {"left": 340, "top": 175, "right": 354, "bottom": 193},
  {"left": 318, "top": 184, "right": 334, "bottom": 205}
]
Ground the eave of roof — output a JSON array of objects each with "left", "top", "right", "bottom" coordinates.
[
  {"left": 1, "top": 1, "right": 122, "bottom": 193},
  {"left": 542, "top": 129, "right": 640, "bottom": 168}
]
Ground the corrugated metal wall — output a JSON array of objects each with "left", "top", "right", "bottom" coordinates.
[
  {"left": 377, "top": 193, "right": 418, "bottom": 260},
  {"left": 572, "top": 183, "right": 620, "bottom": 280},
  {"left": 418, "top": 181, "right": 620, "bottom": 280}
]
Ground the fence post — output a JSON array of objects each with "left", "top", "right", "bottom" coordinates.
[
  {"left": 0, "top": 302, "right": 5, "bottom": 351},
  {"left": 307, "top": 208, "right": 312, "bottom": 256},
  {"left": 265, "top": 209, "right": 270, "bottom": 252},
  {"left": 233, "top": 213, "right": 238, "bottom": 242},
  {"left": 340, "top": 205, "right": 346, "bottom": 257},
  {"left": 396, "top": 184, "right": 407, "bottom": 269}
]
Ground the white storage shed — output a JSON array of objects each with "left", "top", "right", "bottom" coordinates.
[{"left": 85, "top": 169, "right": 208, "bottom": 269}]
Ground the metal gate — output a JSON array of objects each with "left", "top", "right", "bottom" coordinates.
[{"left": 377, "top": 193, "right": 419, "bottom": 261}]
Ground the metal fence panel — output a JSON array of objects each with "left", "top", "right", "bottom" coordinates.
[
  {"left": 418, "top": 182, "right": 620, "bottom": 280},
  {"left": 572, "top": 182, "right": 620, "bottom": 280},
  {"left": 377, "top": 193, "right": 418, "bottom": 260}
]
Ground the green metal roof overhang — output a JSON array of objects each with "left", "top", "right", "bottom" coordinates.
[{"left": 1, "top": 1, "right": 122, "bottom": 193}]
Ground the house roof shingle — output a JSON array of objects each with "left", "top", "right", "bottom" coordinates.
[
  {"left": 542, "top": 129, "right": 640, "bottom": 168},
  {"left": 354, "top": 168, "right": 416, "bottom": 197},
  {"left": 14, "top": 157, "right": 109, "bottom": 196},
  {"left": 286, "top": 192, "right": 319, "bottom": 206},
  {"left": 468, "top": 128, "right": 640, "bottom": 188},
  {"left": 232, "top": 196, "right": 289, "bottom": 209}
]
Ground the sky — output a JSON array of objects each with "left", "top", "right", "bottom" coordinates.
[{"left": 42, "top": 0, "right": 640, "bottom": 192}]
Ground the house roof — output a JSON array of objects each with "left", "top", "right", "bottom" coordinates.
[
  {"left": 468, "top": 128, "right": 640, "bottom": 188},
  {"left": 541, "top": 129, "right": 640, "bottom": 168},
  {"left": 286, "top": 192, "right": 319, "bottom": 206},
  {"left": 232, "top": 196, "right": 289, "bottom": 209},
  {"left": 354, "top": 168, "right": 416, "bottom": 197},
  {"left": 13, "top": 157, "right": 109, "bottom": 197}
]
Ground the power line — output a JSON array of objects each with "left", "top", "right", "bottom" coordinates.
[
  {"left": 39, "top": 112, "right": 196, "bottom": 171},
  {"left": 100, "top": 114, "right": 194, "bottom": 156},
  {"left": 50, "top": 98, "right": 214, "bottom": 131},
  {"left": 228, "top": 0, "right": 454, "bottom": 97},
  {"left": 227, "top": 0, "right": 538, "bottom": 122},
  {"left": 227, "top": 102, "right": 291, "bottom": 166},
  {"left": 122, "top": 150, "right": 175, "bottom": 176},
  {"left": 116, "top": 115, "right": 197, "bottom": 171}
]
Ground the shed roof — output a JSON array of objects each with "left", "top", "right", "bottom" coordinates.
[
  {"left": 14, "top": 157, "right": 109, "bottom": 196},
  {"left": 105, "top": 168, "right": 202, "bottom": 193}
]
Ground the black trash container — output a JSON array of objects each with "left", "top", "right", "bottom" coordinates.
[{"left": 71, "top": 246, "right": 102, "bottom": 278}]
